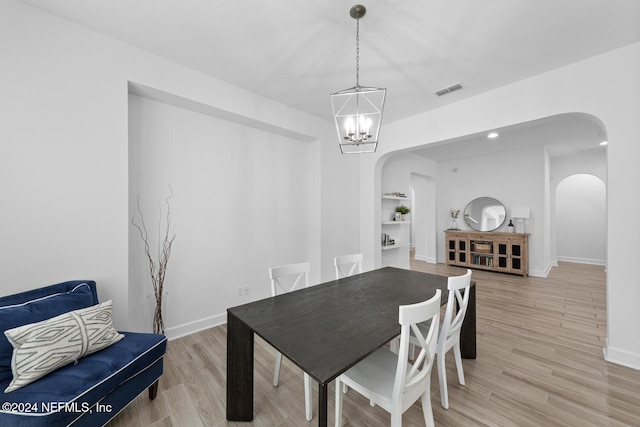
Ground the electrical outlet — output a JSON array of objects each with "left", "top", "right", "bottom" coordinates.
[{"left": 243, "top": 286, "right": 250, "bottom": 296}]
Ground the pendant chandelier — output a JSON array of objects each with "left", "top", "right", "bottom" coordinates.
[{"left": 331, "top": 4, "right": 386, "bottom": 154}]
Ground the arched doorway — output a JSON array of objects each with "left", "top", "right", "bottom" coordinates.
[{"left": 555, "top": 174, "right": 606, "bottom": 265}]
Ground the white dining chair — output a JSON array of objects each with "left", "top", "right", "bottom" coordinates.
[
  {"left": 335, "top": 289, "right": 442, "bottom": 427},
  {"left": 268, "top": 262, "right": 313, "bottom": 421},
  {"left": 334, "top": 253, "right": 363, "bottom": 279},
  {"left": 410, "top": 268, "right": 472, "bottom": 409}
]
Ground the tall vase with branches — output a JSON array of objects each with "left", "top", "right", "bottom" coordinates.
[{"left": 131, "top": 188, "right": 175, "bottom": 335}]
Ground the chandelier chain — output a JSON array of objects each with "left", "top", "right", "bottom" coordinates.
[{"left": 355, "top": 18, "right": 360, "bottom": 87}]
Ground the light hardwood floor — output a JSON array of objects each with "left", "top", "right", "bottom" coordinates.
[{"left": 109, "top": 261, "right": 640, "bottom": 426}]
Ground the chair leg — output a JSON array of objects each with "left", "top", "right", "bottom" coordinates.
[
  {"left": 335, "top": 377, "right": 343, "bottom": 427},
  {"left": 437, "top": 351, "right": 449, "bottom": 409},
  {"left": 390, "top": 409, "right": 402, "bottom": 427},
  {"left": 453, "top": 343, "right": 465, "bottom": 385},
  {"left": 273, "top": 351, "right": 283, "bottom": 387},
  {"left": 148, "top": 380, "right": 159, "bottom": 400},
  {"left": 409, "top": 342, "right": 416, "bottom": 360},
  {"left": 390, "top": 337, "right": 399, "bottom": 354},
  {"left": 304, "top": 373, "right": 313, "bottom": 421},
  {"left": 421, "top": 390, "right": 435, "bottom": 427}
]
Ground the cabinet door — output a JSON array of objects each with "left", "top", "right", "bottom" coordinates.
[
  {"left": 457, "top": 239, "right": 467, "bottom": 264},
  {"left": 509, "top": 242, "right": 524, "bottom": 274},
  {"left": 447, "top": 238, "right": 457, "bottom": 263},
  {"left": 496, "top": 241, "right": 509, "bottom": 270},
  {"left": 495, "top": 238, "right": 525, "bottom": 274},
  {"left": 446, "top": 237, "right": 468, "bottom": 265}
]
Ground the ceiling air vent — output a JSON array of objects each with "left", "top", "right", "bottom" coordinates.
[{"left": 434, "top": 82, "right": 464, "bottom": 97}]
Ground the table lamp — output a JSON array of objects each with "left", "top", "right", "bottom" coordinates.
[{"left": 511, "top": 207, "right": 530, "bottom": 234}]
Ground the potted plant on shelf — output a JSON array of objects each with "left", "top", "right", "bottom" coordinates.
[{"left": 395, "top": 205, "right": 411, "bottom": 221}]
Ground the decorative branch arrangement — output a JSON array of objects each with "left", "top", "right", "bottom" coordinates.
[{"left": 131, "top": 188, "right": 176, "bottom": 335}]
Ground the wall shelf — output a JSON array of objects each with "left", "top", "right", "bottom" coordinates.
[
  {"left": 382, "top": 243, "right": 409, "bottom": 251},
  {"left": 381, "top": 195, "right": 411, "bottom": 268}
]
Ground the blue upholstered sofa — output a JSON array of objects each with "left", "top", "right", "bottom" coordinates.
[{"left": 0, "top": 280, "right": 167, "bottom": 426}]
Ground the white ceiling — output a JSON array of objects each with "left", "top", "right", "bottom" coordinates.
[
  {"left": 18, "top": 0, "right": 640, "bottom": 124},
  {"left": 411, "top": 114, "right": 607, "bottom": 161},
  {"left": 16, "top": 0, "right": 640, "bottom": 160}
]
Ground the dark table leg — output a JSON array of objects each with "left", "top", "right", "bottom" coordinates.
[
  {"left": 318, "top": 381, "right": 328, "bottom": 427},
  {"left": 226, "top": 312, "right": 254, "bottom": 421},
  {"left": 460, "top": 283, "right": 477, "bottom": 359}
]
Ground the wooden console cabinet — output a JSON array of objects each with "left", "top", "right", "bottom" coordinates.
[{"left": 445, "top": 230, "right": 529, "bottom": 276}]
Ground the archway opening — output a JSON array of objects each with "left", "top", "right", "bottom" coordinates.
[{"left": 555, "top": 174, "right": 606, "bottom": 265}]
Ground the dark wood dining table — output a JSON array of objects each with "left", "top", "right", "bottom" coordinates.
[{"left": 226, "top": 267, "right": 476, "bottom": 427}]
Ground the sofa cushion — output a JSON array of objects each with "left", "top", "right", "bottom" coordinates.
[
  {"left": 0, "top": 283, "right": 95, "bottom": 384},
  {"left": 4, "top": 300, "right": 124, "bottom": 392},
  {"left": 0, "top": 332, "right": 167, "bottom": 426}
]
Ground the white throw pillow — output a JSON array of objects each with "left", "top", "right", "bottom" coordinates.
[{"left": 4, "top": 300, "right": 124, "bottom": 392}]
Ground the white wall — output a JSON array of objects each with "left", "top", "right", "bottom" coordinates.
[
  {"left": 410, "top": 173, "right": 437, "bottom": 264},
  {"left": 0, "top": 0, "right": 131, "bottom": 321},
  {"left": 128, "top": 95, "right": 316, "bottom": 335},
  {"left": 319, "top": 129, "right": 362, "bottom": 281},
  {"left": 382, "top": 122, "right": 608, "bottom": 273},
  {"left": 0, "top": 0, "right": 355, "bottom": 336},
  {"left": 360, "top": 43, "right": 640, "bottom": 369},
  {"left": 555, "top": 174, "right": 606, "bottom": 264},
  {"left": 551, "top": 150, "right": 607, "bottom": 264},
  {"left": 379, "top": 152, "right": 437, "bottom": 268},
  {"left": 435, "top": 145, "right": 547, "bottom": 275}
]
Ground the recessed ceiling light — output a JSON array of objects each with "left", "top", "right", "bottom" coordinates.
[
  {"left": 600, "top": 140, "right": 608, "bottom": 146},
  {"left": 487, "top": 132, "right": 499, "bottom": 139}
]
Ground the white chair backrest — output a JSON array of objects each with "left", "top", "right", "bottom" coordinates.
[
  {"left": 269, "top": 262, "right": 310, "bottom": 297},
  {"left": 393, "top": 289, "right": 441, "bottom": 404},
  {"left": 439, "top": 269, "right": 472, "bottom": 349},
  {"left": 334, "top": 253, "right": 363, "bottom": 279}
]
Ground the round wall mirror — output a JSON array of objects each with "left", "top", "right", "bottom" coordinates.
[{"left": 464, "top": 197, "right": 506, "bottom": 231}]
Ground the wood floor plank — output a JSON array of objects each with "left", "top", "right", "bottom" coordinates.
[{"left": 109, "top": 261, "right": 640, "bottom": 426}]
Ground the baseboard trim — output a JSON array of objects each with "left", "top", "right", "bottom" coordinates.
[
  {"left": 529, "top": 262, "right": 553, "bottom": 278},
  {"left": 557, "top": 256, "right": 606, "bottom": 266},
  {"left": 604, "top": 344, "right": 640, "bottom": 371},
  {"left": 413, "top": 254, "right": 437, "bottom": 264},
  {"left": 165, "top": 312, "right": 226, "bottom": 340}
]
